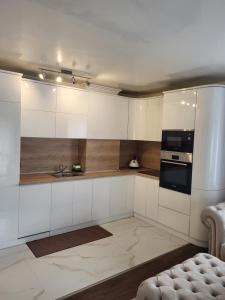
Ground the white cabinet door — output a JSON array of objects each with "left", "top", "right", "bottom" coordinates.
[
  {"left": 21, "top": 80, "right": 56, "bottom": 111},
  {"left": 147, "top": 97, "right": 163, "bottom": 141},
  {"left": 146, "top": 179, "right": 159, "bottom": 221},
  {"left": 128, "top": 99, "right": 148, "bottom": 140},
  {"left": 0, "top": 186, "right": 19, "bottom": 242},
  {"left": 51, "top": 182, "right": 73, "bottom": 230},
  {"left": 134, "top": 176, "right": 148, "bottom": 216},
  {"left": 21, "top": 110, "right": 55, "bottom": 138},
  {"left": 158, "top": 206, "right": 190, "bottom": 235},
  {"left": 19, "top": 184, "right": 51, "bottom": 237},
  {"left": 0, "top": 71, "right": 21, "bottom": 102},
  {"left": 55, "top": 113, "right": 87, "bottom": 138},
  {"left": 57, "top": 86, "right": 88, "bottom": 114},
  {"left": 92, "top": 178, "right": 110, "bottom": 220},
  {"left": 162, "top": 89, "right": 196, "bottom": 129},
  {"left": 110, "top": 176, "right": 129, "bottom": 216},
  {"left": 73, "top": 180, "right": 93, "bottom": 225},
  {"left": 159, "top": 188, "right": 190, "bottom": 215},
  {"left": 0, "top": 102, "right": 20, "bottom": 187},
  {"left": 87, "top": 93, "right": 128, "bottom": 139}
]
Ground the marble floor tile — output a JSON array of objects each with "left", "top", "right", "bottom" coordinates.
[{"left": 0, "top": 217, "right": 187, "bottom": 300}]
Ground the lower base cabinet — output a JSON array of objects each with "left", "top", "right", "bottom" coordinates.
[
  {"left": 134, "top": 176, "right": 159, "bottom": 220},
  {"left": 0, "top": 186, "right": 19, "bottom": 242},
  {"left": 51, "top": 182, "right": 73, "bottom": 230},
  {"left": 92, "top": 178, "right": 110, "bottom": 220},
  {"left": 19, "top": 184, "right": 51, "bottom": 237},
  {"left": 73, "top": 179, "right": 93, "bottom": 225}
]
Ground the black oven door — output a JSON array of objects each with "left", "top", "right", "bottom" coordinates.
[
  {"left": 161, "top": 130, "right": 194, "bottom": 153},
  {"left": 159, "top": 160, "right": 192, "bottom": 194}
]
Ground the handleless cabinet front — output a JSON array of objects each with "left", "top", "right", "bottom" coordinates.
[{"left": 19, "top": 184, "right": 51, "bottom": 237}]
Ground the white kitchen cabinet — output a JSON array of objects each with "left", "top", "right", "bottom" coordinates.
[
  {"left": 110, "top": 176, "right": 134, "bottom": 216},
  {"left": 0, "top": 102, "right": 20, "bottom": 187},
  {"left": 134, "top": 176, "right": 159, "bottom": 219},
  {"left": 158, "top": 206, "right": 190, "bottom": 235},
  {"left": 147, "top": 97, "right": 163, "bottom": 141},
  {"left": 0, "top": 186, "right": 19, "bottom": 242},
  {"left": 21, "top": 80, "right": 56, "bottom": 111},
  {"left": 73, "top": 179, "right": 93, "bottom": 225},
  {"left": 87, "top": 92, "right": 128, "bottom": 139},
  {"left": 92, "top": 178, "right": 110, "bottom": 220},
  {"left": 192, "top": 87, "right": 225, "bottom": 190},
  {"left": 159, "top": 188, "right": 190, "bottom": 215},
  {"left": 51, "top": 182, "right": 73, "bottom": 230},
  {"left": 162, "top": 89, "right": 196, "bottom": 129},
  {"left": 0, "top": 71, "right": 21, "bottom": 102},
  {"left": 19, "top": 184, "right": 51, "bottom": 237},
  {"left": 57, "top": 86, "right": 88, "bottom": 114},
  {"left": 128, "top": 99, "right": 148, "bottom": 140},
  {"left": 128, "top": 97, "right": 163, "bottom": 141},
  {"left": 21, "top": 110, "right": 55, "bottom": 138},
  {"left": 55, "top": 113, "right": 87, "bottom": 138},
  {"left": 146, "top": 178, "right": 159, "bottom": 221}
]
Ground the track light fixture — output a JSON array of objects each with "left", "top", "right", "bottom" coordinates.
[
  {"left": 56, "top": 75, "right": 62, "bottom": 83},
  {"left": 72, "top": 75, "right": 76, "bottom": 85}
]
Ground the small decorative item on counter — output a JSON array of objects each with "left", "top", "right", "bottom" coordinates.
[
  {"left": 129, "top": 157, "right": 140, "bottom": 169},
  {"left": 72, "top": 164, "right": 82, "bottom": 172}
]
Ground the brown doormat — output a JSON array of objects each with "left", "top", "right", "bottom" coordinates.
[{"left": 27, "top": 225, "right": 112, "bottom": 258}]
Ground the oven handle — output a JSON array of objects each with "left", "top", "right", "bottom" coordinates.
[{"left": 161, "top": 160, "right": 188, "bottom": 166}]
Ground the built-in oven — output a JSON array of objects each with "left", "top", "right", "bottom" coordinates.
[
  {"left": 161, "top": 130, "right": 194, "bottom": 153},
  {"left": 159, "top": 151, "right": 193, "bottom": 194}
]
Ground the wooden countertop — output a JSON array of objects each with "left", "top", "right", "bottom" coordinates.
[{"left": 19, "top": 168, "right": 159, "bottom": 185}]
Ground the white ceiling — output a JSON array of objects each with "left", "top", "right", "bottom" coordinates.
[{"left": 1, "top": 0, "right": 225, "bottom": 92}]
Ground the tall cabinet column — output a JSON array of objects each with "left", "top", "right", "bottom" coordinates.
[
  {"left": 190, "top": 86, "right": 225, "bottom": 241},
  {"left": 0, "top": 70, "right": 22, "bottom": 247}
]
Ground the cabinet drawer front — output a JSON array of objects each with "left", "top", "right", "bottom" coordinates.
[
  {"left": 158, "top": 206, "right": 189, "bottom": 235},
  {"left": 159, "top": 188, "right": 190, "bottom": 215}
]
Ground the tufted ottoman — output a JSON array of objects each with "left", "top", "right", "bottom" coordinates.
[{"left": 136, "top": 253, "right": 225, "bottom": 300}]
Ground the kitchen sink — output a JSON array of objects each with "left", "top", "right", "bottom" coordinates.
[{"left": 52, "top": 172, "right": 84, "bottom": 178}]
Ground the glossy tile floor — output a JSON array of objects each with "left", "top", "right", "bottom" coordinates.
[{"left": 0, "top": 218, "right": 187, "bottom": 300}]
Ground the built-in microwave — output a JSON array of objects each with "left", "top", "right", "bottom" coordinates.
[{"left": 161, "top": 130, "right": 194, "bottom": 153}]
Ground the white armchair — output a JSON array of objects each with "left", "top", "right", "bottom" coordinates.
[{"left": 201, "top": 202, "right": 225, "bottom": 261}]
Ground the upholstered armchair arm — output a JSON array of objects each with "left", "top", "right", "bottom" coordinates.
[{"left": 201, "top": 202, "right": 225, "bottom": 260}]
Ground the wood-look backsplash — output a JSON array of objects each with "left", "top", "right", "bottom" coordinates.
[
  {"left": 21, "top": 138, "right": 161, "bottom": 174},
  {"left": 137, "top": 141, "right": 161, "bottom": 170},
  {"left": 20, "top": 138, "right": 79, "bottom": 174},
  {"left": 85, "top": 139, "right": 120, "bottom": 172},
  {"left": 119, "top": 140, "right": 161, "bottom": 170}
]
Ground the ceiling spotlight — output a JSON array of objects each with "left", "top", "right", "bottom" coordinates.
[
  {"left": 72, "top": 75, "right": 76, "bottom": 85},
  {"left": 38, "top": 72, "right": 46, "bottom": 80},
  {"left": 56, "top": 75, "right": 62, "bottom": 83},
  {"left": 86, "top": 81, "right": 90, "bottom": 86}
]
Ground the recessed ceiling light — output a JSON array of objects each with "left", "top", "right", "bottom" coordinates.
[
  {"left": 38, "top": 73, "right": 46, "bottom": 80},
  {"left": 56, "top": 75, "right": 62, "bottom": 83}
]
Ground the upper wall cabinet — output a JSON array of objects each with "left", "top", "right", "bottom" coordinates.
[
  {"left": 56, "top": 86, "right": 88, "bottom": 115},
  {"left": 128, "top": 96, "right": 163, "bottom": 141},
  {"left": 0, "top": 71, "right": 21, "bottom": 103},
  {"left": 162, "top": 90, "right": 197, "bottom": 130},
  {"left": 128, "top": 99, "right": 148, "bottom": 141},
  {"left": 87, "top": 92, "right": 128, "bottom": 139},
  {"left": 21, "top": 80, "right": 56, "bottom": 111}
]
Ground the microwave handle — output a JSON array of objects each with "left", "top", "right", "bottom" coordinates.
[{"left": 161, "top": 160, "right": 188, "bottom": 166}]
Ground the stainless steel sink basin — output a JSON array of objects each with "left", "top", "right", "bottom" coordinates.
[{"left": 52, "top": 172, "right": 84, "bottom": 178}]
